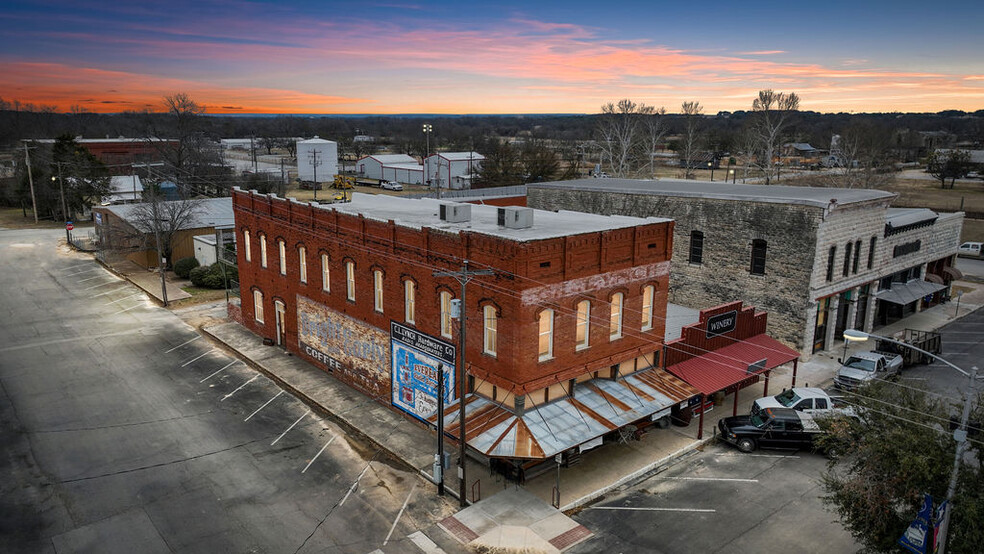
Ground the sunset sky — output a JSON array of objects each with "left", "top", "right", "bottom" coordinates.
[{"left": 2, "top": 0, "right": 982, "bottom": 115}]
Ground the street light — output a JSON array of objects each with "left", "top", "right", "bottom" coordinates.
[
  {"left": 729, "top": 168, "right": 736, "bottom": 184},
  {"left": 708, "top": 161, "right": 714, "bottom": 181},
  {"left": 422, "top": 123, "right": 433, "bottom": 193},
  {"left": 842, "top": 328, "right": 979, "bottom": 553}
]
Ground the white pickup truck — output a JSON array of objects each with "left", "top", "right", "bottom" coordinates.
[
  {"left": 834, "top": 351, "right": 904, "bottom": 390},
  {"left": 752, "top": 387, "right": 842, "bottom": 416}
]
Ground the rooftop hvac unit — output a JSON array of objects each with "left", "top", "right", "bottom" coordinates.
[
  {"left": 439, "top": 203, "right": 471, "bottom": 223},
  {"left": 497, "top": 207, "right": 534, "bottom": 229}
]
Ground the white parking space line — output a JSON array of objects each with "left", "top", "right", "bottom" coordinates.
[
  {"left": 92, "top": 285, "right": 127, "bottom": 297},
  {"left": 201, "top": 360, "right": 238, "bottom": 383},
  {"left": 78, "top": 275, "right": 104, "bottom": 283},
  {"left": 408, "top": 531, "right": 446, "bottom": 554},
  {"left": 301, "top": 435, "right": 336, "bottom": 473},
  {"left": 587, "top": 506, "right": 716, "bottom": 513},
  {"left": 271, "top": 410, "right": 311, "bottom": 446},
  {"left": 339, "top": 462, "right": 373, "bottom": 506},
  {"left": 658, "top": 476, "right": 759, "bottom": 483},
  {"left": 245, "top": 390, "right": 285, "bottom": 421},
  {"left": 60, "top": 263, "right": 93, "bottom": 271},
  {"left": 180, "top": 349, "right": 215, "bottom": 367},
  {"left": 105, "top": 293, "right": 141, "bottom": 305},
  {"left": 63, "top": 267, "right": 100, "bottom": 276},
  {"left": 221, "top": 375, "right": 260, "bottom": 402},
  {"left": 82, "top": 280, "right": 121, "bottom": 291},
  {"left": 112, "top": 303, "right": 143, "bottom": 315},
  {"left": 383, "top": 484, "right": 417, "bottom": 546},
  {"left": 166, "top": 335, "right": 201, "bottom": 353},
  {"left": 713, "top": 453, "right": 799, "bottom": 459}
]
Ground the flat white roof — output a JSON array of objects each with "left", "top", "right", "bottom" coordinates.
[
  {"left": 383, "top": 163, "right": 423, "bottom": 172},
  {"left": 531, "top": 178, "right": 896, "bottom": 208},
  {"left": 363, "top": 154, "right": 417, "bottom": 164},
  {"left": 303, "top": 193, "right": 669, "bottom": 242}
]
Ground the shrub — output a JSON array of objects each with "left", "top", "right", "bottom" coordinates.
[
  {"left": 189, "top": 263, "right": 236, "bottom": 289},
  {"left": 174, "top": 257, "right": 200, "bottom": 279},
  {"left": 189, "top": 265, "right": 210, "bottom": 287}
]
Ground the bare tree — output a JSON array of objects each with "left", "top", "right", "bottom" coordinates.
[
  {"left": 124, "top": 190, "right": 204, "bottom": 269},
  {"left": 830, "top": 123, "right": 895, "bottom": 189},
  {"left": 642, "top": 107, "right": 668, "bottom": 177},
  {"left": 750, "top": 90, "right": 800, "bottom": 184},
  {"left": 680, "top": 101, "right": 703, "bottom": 179},
  {"left": 596, "top": 99, "right": 656, "bottom": 178}
]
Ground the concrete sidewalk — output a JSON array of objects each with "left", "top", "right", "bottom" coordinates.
[
  {"left": 196, "top": 279, "right": 982, "bottom": 552},
  {"left": 102, "top": 258, "right": 191, "bottom": 303}
]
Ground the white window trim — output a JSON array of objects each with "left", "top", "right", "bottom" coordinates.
[
  {"left": 440, "top": 291, "right": 453, "bottom": 338},
  {"left": 278, "top": 240, "right": 286, "bottom": 275},
  {"left": 610, "top": 293, "right": 623, "bottom": 340},
  {"left": 483, "top": 305, "right": 497, "bottom": 356},
  {"left": 260, "top": 235, "right": 267, "bottom": 268},
  {"left": 538, "top": 309, "right": 554, "bottom": 361},
  {"left": 405, "top": 280, "right": 416, "bottom": 324},
  {"left": 298, "top": 246, "right": 307, "bottom": 283},
  {"left": 575, "top": 300, "right": 590, "bottom": 350},
  {"left": 373, "top": 270, "right": 384, "bottom": 313},
  {"left": 346, "top": 261, "right": 356, "bottom": 301},
  {"left": 243, "top": 230, "right": 251, "bottom": 262},
  {"left": 253, "top": 290, "right": 264, "bottom": 323},
  {"left": 642, "top": 286, "right": 654, "bottom": 331},
  {"left": 321, "top": 254, "right": 330, "bottom": 292}
]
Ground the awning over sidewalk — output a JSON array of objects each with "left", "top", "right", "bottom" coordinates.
[
  {"left": 943, "top": 266, "right": 964, "bottom": 281},
  {"left": 875, "top": 279, "right": 948, "bottom": 305},
  {"left": 428, "top": 367, "right": 698, "bottom": 460},
  {"left": 664, "top": 334, "right": 799, "bottom": 396}
]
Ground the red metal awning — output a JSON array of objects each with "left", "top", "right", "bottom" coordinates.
[{"left": 665, "top": 334, "right": 800, "bottom": 396}]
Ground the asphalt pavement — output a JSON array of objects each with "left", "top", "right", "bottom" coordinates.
[{"left": 0, "top": 229, "right": 459, "bottom": 554}]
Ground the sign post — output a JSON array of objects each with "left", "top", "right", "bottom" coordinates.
[{"left": 65, "top": 220, "right": 73, "bottom": 244}]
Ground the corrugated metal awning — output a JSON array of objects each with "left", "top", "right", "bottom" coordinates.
[
  {"left": 427, "top": 368, "right": 698, "bottom": 460},
  {"left": 942, "top": 266, "right": 964, "bottom": 281},
  {"left": 924, "top": 273, "right": 944, "bottom": 284},
  {"left": 665, "top": 334, "right": 800, "bottom": 396},
  {"left": 875, "top": 279, "right": 948, "bottom": 305}
]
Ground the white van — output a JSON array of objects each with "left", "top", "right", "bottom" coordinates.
[{"left": 958, "top": 242, "right": 982, "bottom": 258}]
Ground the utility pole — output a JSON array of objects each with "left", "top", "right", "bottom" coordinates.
[
  {"left": 250, "top": 135, "right": 258, "bottom": 173},
  {"left": 432, "top": 260, "right": 493, "bottom": 507},
  {"left": 150, "top": 192, "right": 169, "bottom": 307},
  {"left": 23, "top": 143, "right": 38, "bottom": 223},
  {"left": 309, "top": 149, "right": 322, "bottom": 201},
  {"left": 55, "top": 162, "right": 67, "bottom": 222},
  {"left": 436, "top": 362, "right": 445, "bottom": 496},
  {"left": 422, "top": 123, "right": 432, "bottom": 194}
]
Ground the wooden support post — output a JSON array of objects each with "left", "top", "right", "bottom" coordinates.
[{"left": 697, "top": 394, "right": 706, "bottom": 440}]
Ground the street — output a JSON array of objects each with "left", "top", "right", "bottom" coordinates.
[{"left": 0, "top": 229, "right": 455, "bottom": 553}]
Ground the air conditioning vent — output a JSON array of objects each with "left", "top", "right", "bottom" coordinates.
[
  {"left": 439, "top": 203, "right": 471, "bottom": 223},
  {"left": 497, "top": 207, "right": 534, "bottom": 229}
]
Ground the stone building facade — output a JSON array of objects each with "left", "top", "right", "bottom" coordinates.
[{"left": 528, "top": 179, "right": 963, "bottom": 358}]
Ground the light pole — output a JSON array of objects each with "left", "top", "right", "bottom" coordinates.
[
  {"left": 843, "top": 329, "right": 980, "bottom": 553},
  {"left": 422, "top": 123, "right": 432, "bottom": 192},
  {"left": 708, "top": 161, "right": 714, "bottom": 181},
  {"left": 953, "top": 290, "right": 963, "bottom": 318}
]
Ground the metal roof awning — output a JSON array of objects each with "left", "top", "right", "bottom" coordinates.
[
  {"left": 427, "top": 368, "right": 698, "bottom": 460},
  {"left": 665, "top": 334, "right": 800, "bottom": 396},
  {"left": 875, "top": 279, "right": 948, "bottom": 305},
  {"left": 924, "top": 273, "right": 944, "bottom": 284}
]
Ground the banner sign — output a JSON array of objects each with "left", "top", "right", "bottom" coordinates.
[
  {"left": 296, "top": 295, "right": 390, "bottom": 395},
  {"left": 390, "top": 321, "right": 456, "bottom": 422},
  {"left": 706, "top": 310, "right": 738, "bottom": 339},
  {"left": 899, "top": 493, "right": 933, "bottom": 554}
]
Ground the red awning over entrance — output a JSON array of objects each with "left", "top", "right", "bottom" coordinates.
[{"left": 665, "top": 334, "right": 800, "bottom": 396}]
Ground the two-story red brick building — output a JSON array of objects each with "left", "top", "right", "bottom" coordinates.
[{"left": 232, "top": 188, "right": 698, "bottom": 468}]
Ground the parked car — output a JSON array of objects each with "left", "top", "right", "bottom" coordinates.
[
  {"left": 381, "top": 181, "right": 403, "bottom": 191},
  {"left": 752, "top": 387, "right": 835, "bottom": 416},
  {"left": 718, "top": 407, "right": 822, "bottom": 453},
  {"left": 834, "top": 351, "right": 903, "bottom": 390},
  {"left": 958, "top": 241, "right": 982, "bottom": 258}
]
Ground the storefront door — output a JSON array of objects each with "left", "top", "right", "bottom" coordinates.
[
  {"left": 812, "top": 297, "right": 830, "bottom": 353},
  {"left": 274, "top": 300, "right": 286, "bottom": 347}
]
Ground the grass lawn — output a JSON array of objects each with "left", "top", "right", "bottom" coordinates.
[
  {"left": 0, "top": 207, "right": 74, "bottom": 229},
  {"left": 173, "top": 286, "right": 227, "bottom": 307}
]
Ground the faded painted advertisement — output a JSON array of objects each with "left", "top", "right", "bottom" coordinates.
[
  {"left": 390, "top": 321, "right": 456, "bottom": 421},
  {"left": 296, "top": 295, "right": 390, "bottom": 397}
]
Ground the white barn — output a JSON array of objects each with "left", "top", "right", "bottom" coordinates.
[
  {"left": 297, "top": 137, "right": 338, "bottom": 183},
  {"left": 357, "top": 154, "right": 421, "bottom": 183},
  {"left": 424, "top": 152, "right": 484, "bottom": 190}
]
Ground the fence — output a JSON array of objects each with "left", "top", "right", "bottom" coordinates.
[
  {"left": 407, "top": 184, "right": 528, "bottom": 200},
  {"left": 68, "top": 230, "right": 98, "bottom": 252}
]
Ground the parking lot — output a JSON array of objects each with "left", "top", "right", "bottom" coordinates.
[{"left": 0, "top": 229, "right": 457, "bottom": 553}]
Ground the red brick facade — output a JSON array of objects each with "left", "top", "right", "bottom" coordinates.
[{"left": 233, "top": 189, "right": 673, "bottom": 410}]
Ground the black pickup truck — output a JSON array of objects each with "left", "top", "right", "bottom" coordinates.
[{"left": 718, "top": 407, "right": 822, "bottom": 453}]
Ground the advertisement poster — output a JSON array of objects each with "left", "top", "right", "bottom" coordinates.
[
  {"left": 296, "top": 295, "right": 391, "bottom": 396},
  {"left": 390, "top": 321, "right": 456, "bottom": 421}
]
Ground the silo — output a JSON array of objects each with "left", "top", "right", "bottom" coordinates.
[{"left": 296, "top": 137, "right": 338, "bottom": 184}]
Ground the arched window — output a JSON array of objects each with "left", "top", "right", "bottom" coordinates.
[
  {"left": 373, "top": 269, "right": 384, "bottom": 313},
  {"left": 404, "top": 280, "right": 416, "bottom": 323},
  {"left": 278, "top": 239, "right": 287, "bottom": 275},
  {"left": 842, "top": 241, "right": 852, "bottom": 277},
  {"left": 440, "top": 291, "right": 453, "bottom": 338},
  {"left": 538, "top": 309, "right": 554, "bottom": 361},
  {"left": 689, "top": 231, "right": 704, "bottom": 264},
  {"left": 750, "top": 240, "right": 767, "bottom": 275},
  {"left": 345, "top": 261, "right": 356, "bottom": 301},
  {"left": 609, "top": 293, "right": 623, "bottom": 340},
  {"left": 575, "top": 300, "right": 590, "bottom": 350},
  {"left": 253, "top": 289, "right": 264, "bottom": 323},
  {"left": 298, "top": 245, "right": 307, "bottom": 283},
  {"left": 483, "top": 305, "right": 497, "bottom": 356},
  {"left": 321, "top": 253, "right": 330, "bottom": 292},
  {"left": 243, "top": 229, "right": 251, "bottom": 262},
  {"left": 641, "top": 285, "right": 654, "bottom": 330},
  {"left": 259, "top": 235, "right": 267, "bottom": 268}
]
